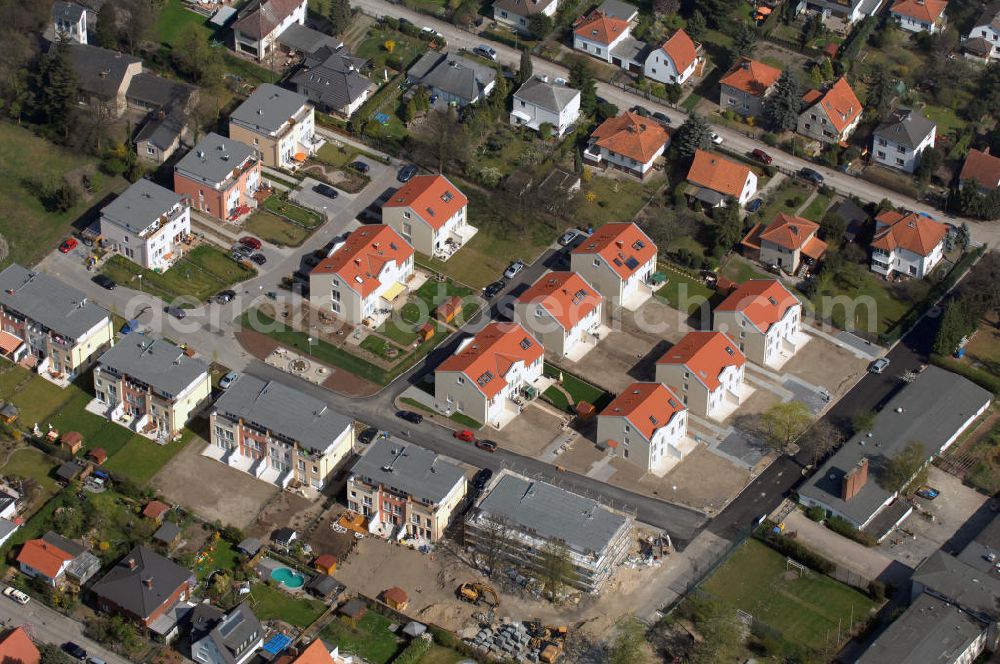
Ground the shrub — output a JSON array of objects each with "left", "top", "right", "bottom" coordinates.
[
  {"left": 429, "top": 625, "right": 461, "bottom": 649},
  {"left": 805, "top": 505, "right": 825, "bottom": 522},
  {"left": 760, "top": 532, "right": 835, "bottom": 574},
  {"left": 826, "top": 515, "right": 875, "bottom": 546},
  {"left": 393, "top": 637, "right": 431, "bottom": 664},
  {"left": 868, "top": 580, "right": 887, "bottom": 602},
  {"left": 383, "top": 16, "right": 399, "bottom": 29},
  {"left": 762, "top": 132, "right": 778, "bottom": 147}
]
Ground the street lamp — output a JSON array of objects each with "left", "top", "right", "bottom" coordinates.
[
  {"left": 306, "top": 336, "right": 314, "bottom": 357},
  {"left": 137, "top": 274, "right": 143, "bottom": 293}
]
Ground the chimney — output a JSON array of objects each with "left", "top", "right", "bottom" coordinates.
[
  {"left": 126, "top": 558, "right": 137, "bottom": 570},
  {"left": 841, "top": 457, "right": 869, "bottom": 501},
  {"left": 143, "top": 577, "right": 153, "bottom": 588}
]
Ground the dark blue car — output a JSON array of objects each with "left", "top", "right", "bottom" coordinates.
[{"left": 747, "top": 198, "right": 764, "bottom": 213}]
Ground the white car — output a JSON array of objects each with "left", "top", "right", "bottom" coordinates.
[
  {"left": 219, "top": 371, "right": 239, "bottom": 390},
  {"left": 473, "top": 44, "right": 497, "bottom": 61},
  {"left": 3, "top": 587, "right": 29, "bottom": 605},
  {"left": 711, "top": 132, "right": 724, "bottom": 144},
  {"left": 869, "top": 358, "right": 890, "bottom": 374}
]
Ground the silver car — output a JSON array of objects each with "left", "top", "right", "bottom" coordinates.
[
  {"left": 503, "top": 260, "right": 525, "bottom": 279},
  {"left": 869, "top": 358, "right": 890, "bottom": 374}
]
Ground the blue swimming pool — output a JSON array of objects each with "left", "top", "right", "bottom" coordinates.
[{"left": 271, "top": 566, "right": 306, "bottom": 589}]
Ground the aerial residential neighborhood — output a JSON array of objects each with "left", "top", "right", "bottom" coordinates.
[{"left": 0, "top": 0, "right": 996, "bottom": 661}]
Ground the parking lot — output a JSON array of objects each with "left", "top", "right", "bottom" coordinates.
[{"left": 289, "top": 175, "right": 374, "bottom": 224}]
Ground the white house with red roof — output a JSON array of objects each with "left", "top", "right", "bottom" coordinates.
[
  {"left": 686, "top": 149, "right": 758, "bottom": 207},
  {"left": 570, "top": 222, "right": 659, "bottom": 310},
  {"left": 656, "top": 331, "right": 749, "bottom": 421},
  {"left": 583, "top": 112, "right": 669, "bottom": 178},
  {"left": 797, "top": 77, "right": 863, "bottom": 145},
  {"left": 308, "top": 226, "right": 414, "bottom": 326},
  {"left": 596, "top": 382, "right": 692, "bottom": 475},
  {"left": 741, "top": 213, "right": 827, "bottom": 274},
  {"left": 890, "top": 0, "right": 947, "bottom": 33},
  {"left": 573, "top": 10, "right": 632, "bottom": 64},
  {"left": 17, "top": 537, "right": 76, "bottom": 586},
  {"left": 434, "top": 322, "right": 545, "bottom": 429},
  {"left": 643, "top": 29, "right": 700, "bottom": 85},
  {"left": 719, "top": 57, "right": 782, "bottom": 118},
  {"left": 381, "top": 175, "right": 475, "bottom": 260},
  {"left": 713, "top": 279, "right": 805, "bottom": 368},
  {"left": 514, "top": 272, "right": 605, "bottom": 361},
  {"left": 959, "top": 148, "right": 1000, "bottom": 191},
  {"left": 870, "top": 210, "right": 948, "bottom": 279}
]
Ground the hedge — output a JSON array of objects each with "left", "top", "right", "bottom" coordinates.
[
  {"left": 349, "top": 73, "right": 406, "bottom": 133},
  {"left": 759, "top": 531, "right": 836, "bottom": 574},
  {"left": 837, "top": 16, "right": 876, "bottom": 62},
  {"left": 392, "top": 638, "right": 431, "bottom": 664},
  {"left": 826, "top": 516, "right": 875, "bottom": 547}
]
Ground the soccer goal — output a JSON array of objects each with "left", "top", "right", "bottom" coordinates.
[{"left": 786, "top": 557, "right": 807, "bottom": 578}]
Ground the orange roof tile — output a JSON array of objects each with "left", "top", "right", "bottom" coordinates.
[
  {"left": 286, "top": 640, "right": 338, "bottom": 664},
  {"left": 573, "top": 10, "right": 630, "bottom": 45},
  {"left": 686, "top": 149, "right": 753, "bottom": 199},
  {"left": 758, "top": 213, "right": 821, "bottom": 251},
  {"left": 601, "top": 382, "right": 685, "bottom": 441},
  {"left": 590, "top": 112, "right": 669, "bottom": 164},
  {"left": 436, "top": 322, "right": 543, "bottom": 399},
  {"left": 312, "top": 226, "right": 413, "bottom": 298},
  {"left": 960, "top": 148, "right": 1000, "bottom": 189},
  {"left": 143, "top": 500, "right": 169, "bottom": 519},
  {"left": 0, "top": 628, "right": 40, "bottom": 664},
  {"left": 314, "top": 553, "right": 337, "bottom": 569},
  {"left": 890, "top": 0, "right": 947, "bottom": 22},
  {"left": 17, "top": 539, "right": 74, "bottom": 579},
  {"left": 660, "top": 29, "right": 697, "bottom": 74},
  {"left": 572, "top": 222, "right": 657, "bottom": 281},
  {"left": 382, "top": 175, "right": 468, "bottom": 231},
  {"left": 657, "top": 331, "right": 744, "bottom": 391},
  {"left": 719, "top": 57, "right": 782, "bottom": 97},
  {"left": 802, "top": 77, "right": 862, "bottom": 133},
  {"left": 715, "top": 279, "right": 800, "bottom": 333},
  {"left": 801, "top": 235, "right": 828, "bottom": 260},
  {"left": 871, "top": 210, "right": 948, "bottom": 257},
  {"left": 518, "top": 272, "right": 602, "bottom": 332},
  {"left": 384, "top": 586, "right": 408, "bottom": 603}
]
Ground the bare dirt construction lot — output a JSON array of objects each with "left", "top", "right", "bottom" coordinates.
[
  {"left": 491, "top": 403, "right": 571, "bottom": 456},
  {"left": 782, "top": 335, "right": 869, "bottom": 397},
  {"left": 151, "top": 435, "right": 279, "bottom": 529},
  {"left": 649, "top": 445, "right": 752, "bottom": 514},
  {"left": 244, "top": 489, "right": 327, "bottom": 542}
]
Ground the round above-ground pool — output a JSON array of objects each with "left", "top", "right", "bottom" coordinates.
[{"left": 270, "top": 566, "right": 306, "bottom": 589}]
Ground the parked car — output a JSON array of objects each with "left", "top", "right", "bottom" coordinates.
[
  {"left": 869, "top": 357, "right": 890, "bottom": 374},
  {"left": 164, "top": 306, "right": 186, "bottom": 319},
  {"left": 396, "top": 410, "right": 424, "bottom": 424},
  {"left": 313, "top": 183, "right": 339, "bottom": 199},
  {"left": 3, "top": 587, "right": 29, "bottom": 605},
  {"left": 215, "top": 289, "right": 236, "bottom": 304},
  {"left": 558, "top": 229, "right": 584, "bottom": 247},
  {"left": 239, "top": 236, "right": 262, "bottom": 251},
  {"left": 453, "top": 429, "right": 475, "bottom": 443},
  {"left": 86, "top": 657, "right": 107, "bottom": 664},
  {"left": 359, "top": 427, "right": 380, "bottom": 445},
  {"left": 798, "top": 168, "right": 824, "bottom": 184},
  {"left": 219, "top": 371, "right": 239, "bottom": 390},
  {"left": 503, "top": 260, "right": 525, "bottom": 279},
  {"left": 473, "top": 467, "right": 494, "bottom": 490},
  {"left": 483, "top": 280, "right": 506, "bottom": 299},
  {"left": 59, "top": 238, "right": 78, "bottom": 253},
  {"left": 475, "top": 439, "right": 498, "bottom": 453},
  {"left": 473, "top": 44, "right": 497, "bottom": 60},
  {"left": 350, "top": 161, "right": 370, "bottom": 174},
  {"left": 916, "top": 485, "right": 940, "bottom": 500},
  {"left": 397, "top": 164, "right": 418, "bottom": 183},
  {"left": 751, "top": 148, "right": 773, "bottom": 165},
  {"left": 746, "top": 198, "right": 764, "bottom": 213},
  {"left": 234, "top": 243, "right": 254, "bottom": 257},
  {"left": 62, "top": 643, "right": 87, "bottom": 661},
  {"left": 710, "top": 132, "right": 724, "bottom": 144},
  {"left": 92, "top": 274, "right": 116, "bottom": 290},
  {"left": 304, "top": 254, "right": 321, "bottom": 268},
  {"left": 652, "top": 111, "right": 671, "bottom": 125},
  {"left": 630, "top": 105, "right": 651, "bottom": 116},
  {"left": 250, "top": 253, "right": 267, "bottom": 265}
]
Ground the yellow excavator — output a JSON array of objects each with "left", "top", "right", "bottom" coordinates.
[{"left": 457, "top": 582, "right": 500, "bottom": 608}]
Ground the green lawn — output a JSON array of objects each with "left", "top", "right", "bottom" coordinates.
[
  {"left": 0, "top": 123, "right": 128, "bottom": 268},
  {"left": 720, "top": 258, "right": 769, "bottom": 285},
  {"left": 0, "top": 365, "right": 31, "bottom": 401},
  {"left": 245, "top": 211, "right": 311, "bottom": 247},
  {"left": 543, "top": 363, "right": 610, "bottom": 410},
  {"left": 756, "top": 181, "right": 813, "bottom": 223},
  {"left": 102, "top": 245, "right": 255, "bottom": 305},
  {"left": 194, "top": 538, "right": 241, "bottom": 581},
  {"left": 800, "top": 194, "right": 833, "bottom": 222},
  {"left": 252, "top": 582, "right": 326, "bottom": 628},
  {"left": 353, "top": 27, "right": 428, "bottom": 71},
  {"left": 321, "top": 612, "right": 403, "bottom": 664},
  {"left": 45, "top": 383, "right": 135, "bottom": 458},
  {"left": 417, "top": 645, "right": 467, "bottom": 664},
  {"left": 574, "top": 175, "right": 666, "bottom": 232},
  {"left": 360, "top": 335, "right": 403, "bottom": 360},
  {"left": 263, "top": 197, "right": 324, "bottom": 228},
  {"left": 400, "top": 398, "right": 482, "bottom": 429},
  {"left": 316, "top": 143, "right": 360, "bottom": 168},
  {"left": 0, "top": 448, "right": 59, "bottom": 498},
  {"left": 700, "top": 539, "right": 877, "bottom": 652},
  {"left": 811, "top": 270, "right": 926, "bottom": 335},
  {"left": 401, "top": 279, "right": 478, "bottom": 327},
  {"left": 154, "top": 0, "right": 214, "bottom": 46},
  {"left": 103, "top": 429, "right": 194, "bottom": 485},
  {"left": 9, "top": 375, "right": 72, "bottom": 425},
  {"left": 657, "top": 268, "right": 718, "bottom": 317}
]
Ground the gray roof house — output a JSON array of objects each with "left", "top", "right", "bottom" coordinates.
[
  {"left": 290, "top": 46, "right": 373, "bottom": 117},
  {"left": 596, "top": 0, "right": 639, "bottom": 20},
  {"left": 408, "top": 52, "right": 497, "bottom": 107},
  {"left": 350, "top": 438, "right": 467, "bottom": 506},
  {"left": 174, "top": 132, "right": 258, "bottom": 188},
  {"left": 228, "top": 83, "right": 311, "bottom": 139},
  {"left": 92, "top": 545, "right": 195, "bottom": 629},
  {"left": 64, "top": 44, "right": 142, "bottom": 116},
  {"left": 96, "top": 335, "right": 209, "bottom": 400},
  {"left": 911, "top": 550, "right": 1000, "bottom": 620},
  {"left": 511, "top": 76, "right": 581, "bottom": 136},
  {"left": 135, "top": 108, "right": 190, "bottom": 164},
  {"left": 100, "top": 179, "right": 185, "bottom": 236},
  {"left": 276, "top": 23, "right": 341, "bottom": 54},
  {"left": 872, "top": 107, "right": 937, "bottom": 174},
  {"left": 798, "top": 366, "right": 992, "bottom": 535},
  {"left": 190, "top": 603, "right": 263, "bottom": 664},
  {"left": 0, "top": 264, "right": 111, "bottom": 344},
  {"left": 493, "top": 0, "right": 558, "bottom": 34},
  {"left": 125, "top": 73, "right": 196, "bottom": 113}
]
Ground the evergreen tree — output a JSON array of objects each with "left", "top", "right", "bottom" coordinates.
[
  {"left": 763, "top": 70, "right": 802, "bottom": 132},
  {"left": 96, "top": 0, "right": 119, "bottom": 49},
  {"left": 673, "top": 113, "right": 711, "bottom": 160},
  {"left": 866, "top": 64, "right": 895, "bottom": 119},
  {"left": 809, "top": 65, "right": 824, "bottom": 88},
  {"left": 519, "top": 47, "right": 533, "bottom": 86},
  {"left": 712, "top": 198, "right": 743, "bottom": 251},
  {"left": 34, "top": 38, "right": 79, "bottom": 140},
  {"left": 528, "top": 13, "right": 554, "bottom": 39},
  {"left": 327, "top": 0, "right": 352, "bottom": 35},
  {"left": 568, "top": 56, "right": 597, "bottom": 115},
  {"left": 934, "top": 299, "right": 975, "bottom": 355},
  {"left": 915, "top": 146, "right": 942, "bottom": 183},
  {"left": 799, "top": 12, "right": 822, "bottom": 48},
  {"left": 730, "top": 22, "right": 757, "bottom": 63},
  {"left": 686, "top": 10, "right": 707, "bottom": 40},
  {"left": 821, "top": 57, "right": 835, "bottom": 80}
]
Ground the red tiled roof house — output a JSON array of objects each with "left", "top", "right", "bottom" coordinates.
[
  {"left": 686, "top": 149, "right": 759, "bottom": 207},
  {"left": 890, "top": 0, "right": 947, "bottom": 33},
  {"left": 381, "top": 175, "right": 474, "bottom": 259},
  {"left": 656, "top": 331, "right": 746, "bottom": 420},
  {"left": 713, "top": 279, "right": 804, "bottom": 367},
  {"left": 741, "top": 213, "right": 828, "bottom": 274},
  {"left": 719, "top": 57, "right": 782, "bottom": 118},
  {"left": 515, "top": 272, "right": 603, "bottom": 359},
  {"left": 0, "top": 627, "right": 40, "bottom": 664},
  {"left": 572, "top": 3, "right": 638, "bottom": 66},
  {"left": 959, "top": 148, "right": 1000, "bottom": 191},
  {"left": 596, "top": 382, "right": 689, "bottom": 474},
  {"left": 870, "top": 210, "right": 948, "bottom": 279},
  {"left": 643, "top": 29, "right": 700, "bottom": 85},
  {"left": 583, "top": 112, "right": 669, "bottom": 177},
  {"left": 434, "top": 322, "right": 543, "bottom": 429},
  {"left": 797, "top": 77, "right": 863, "bottom": 145},
  {"left": 570, "top": 222, "right": 659, "bottom": 310},
  {"left": 17, "top": 538, "right": 75, "bottom": 586}
]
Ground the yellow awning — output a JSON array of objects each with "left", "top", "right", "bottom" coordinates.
[{"left": 381, "top": 282, "right": 406, "bottom": 302}]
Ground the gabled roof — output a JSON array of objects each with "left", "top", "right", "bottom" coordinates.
[
  {"left": 92, "top": 546, "right": 193, "bottom": 622},
  {"left": 959, "top": 148, "right": 1000, "bottom": 189},
  {"left": 17, "top": 538, "right": 74, "bottom": 579},
  {"left": 657, "top": 331, "right": 744, "bottom": 391},
  {"left": 234, "top": 0, "right": 304, "bottom": 39},
  {"left": 801, "top": 77, "right": 862, "bottom": 133},
  {"left": 590, "top": 112, "right": 669, "bottom": 164},
  {"left": 759, "top": 213, "right": 823, "bottom": 251},
  {"left": 409, "top": 53, "right": 497, "bottom": 103},
  {"left": 911, "top": 550, "right": 1000, "bottom": 617},
  {"left": 874, "top": 107, "right": 936, "bottom": 150},
  {"left": 715, "top": 279, "right": 800, "bottom": 334},
  {"left": 518, "top": 272, "right": 602, "bottom": 332},
  {"left": 601, "top": 382, "right": 685, "bottom": 441},
  {"left": 311, "top": 225, "right": 413, "bottom": 297},
  {"left": 286, "top": 639, "right": 337, "bottom": 664},
  {"left": 514, "top": 77, "right": 581, "bottom": 114},
  {"left": 230, "top": 83, "right": 310, "bottom": 135},
  {"left": 0, "top": 264, "right": 110, "bottom": 341},
  {"left": 596, "top": 0, "right": 639, "bottom": 20},
  {"left": 436, "top": 322, "right": 543, "bottom": 399},
  {"left": 572, "top": 222, "right": 658, "bottom": 281},
  {"left": 574, "top": 10, "right": 630, "bottom": 45},
  {"left": 890, "top": 0, "right": 947, "bottom": 22},
  {"left": 383, "top": 175, "right": 467, "bottom": 231},
  {"left": 64, "top": 44, "right": 140, "bottom": 101},
  {"left": 97, "top": 335, "right": 209, "bottom": 398},
  {"left": 719, "top": 57, "right": 781, "bottom": 97},
  {"left": 0, "top": 628, "right": 40, "bottom": 664},
  {"left": 291, "top": 46, "right": 372, "bottom": 112},
  {"left": 143, "top": 500, "right": 170, "bottom": 519},
  {"left": 686, "top": 149, "right": 753, "bottom": 198},
  {"left": 658, "top": 29, "right": 697, "bottom": 73},
  {"left": 871, "top": 210, "right": 948, "bottom": 257},
  {"left": 494, "top": 0, "right": 557, "bottom": 18},
  {"left": 972, "top": 3, "right": 1000, "bottom": 31}
]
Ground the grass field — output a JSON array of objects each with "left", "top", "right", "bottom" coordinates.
[
  {"left": 574, "top": 175, "right": 665, "bottom": 232},
  {"left": 0, "top": 448, "right": 60, "bottom": 500},
  {"left": 700, "top": 539, "right": 877, "bottom": 652},
  {"left": 353, "top": 26, "right": 428, "bottom": 72},
  {"left": 756, "top": 181, "right": 813, "bottom": 223},
  {"left": 800, "top": 193, "right": 833, "bottom": 222},
  {"left": 416, "top": 645, "right": 467, "bottom": 664},
  {"left": 104, "top": 430, "right": 194, "bottom": 485},
  {"left": 811, "top": 270, "right": 926, "bottom": 335},
  {"left": 252, "top": 582, "right": 326, "bottom": 628},
  {"left": 102, "top": 245, "right": 255, "bottom": 305},
  {"left": 154, "top": 0, "right": 214, "bottom": 46},
  {"left": 263, "top": 197, "right": 324, "bottom": 228},
  {"left": 543, "top": 363, "right": 611, "bottom": 411},
  {"left": 0, "top": 123, "right": 128, "bottom": 268},
  {"left": 9, "top": 374, "right": 73, "bottom": 425},
  {"left": 194, "top": 538, "right": 241, "bottom": 581},
  {"left": 245, "top": 211, "right": 311, "bottom": 247},
  {"left": 321, "top": 612, "right": 403, "bottom": 664},
  {"left": 657, "top": 267, "right": 718, "bottom": 317}
]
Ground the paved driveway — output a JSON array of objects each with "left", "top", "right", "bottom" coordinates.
[{"left": 784, "top": 510, "right": 901, "bottom": 581}]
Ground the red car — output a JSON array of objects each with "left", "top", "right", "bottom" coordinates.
[
  {"left": 58, "top": 238, "right": 78, "bottom": 253},
  {"left": 475, "top": 439, "right": 497, "bottom": 453},
  {"left": 239, "top": 236, "right": 262, "bottom": 251},
  {"left": 751, "top": 148, "right": 773, "bottom": 165},
  {"left": 453, "top": 429, "right": 475, "bottom": 443}
]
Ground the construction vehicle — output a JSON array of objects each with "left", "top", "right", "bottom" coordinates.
[
  {"left": 457, "top": 582, "right": 500, "bottom": 608},
  {"left": 539, "top": 641, "right": 563, "bottom": 663}
]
